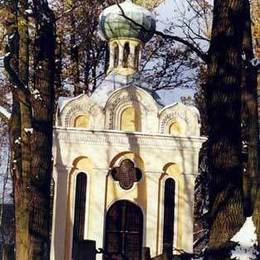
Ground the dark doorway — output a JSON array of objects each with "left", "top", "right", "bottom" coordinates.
[{"left": 105, "top": 200, "right": 143, "bottom": 260}]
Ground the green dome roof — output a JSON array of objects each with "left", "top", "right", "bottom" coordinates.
[{"left": 98, "top": 0, "right": 156, "bottom": 43}]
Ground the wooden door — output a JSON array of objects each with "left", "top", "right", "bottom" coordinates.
[{"left": 105, "top": 200, "right": 143, "bottom": 260}]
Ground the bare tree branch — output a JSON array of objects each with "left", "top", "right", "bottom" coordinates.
[
  {"left": 3, "top": 32, "right": 31, "bottom": 97},
  {"left": 116, "top": 0, "right": 208, "bottom": 62}
]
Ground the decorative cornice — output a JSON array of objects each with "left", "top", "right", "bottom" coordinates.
[
  {"left": 53, "top": 127, "right": 206, "bottom": 150},
  {"left": 160, "top": 111, "right": 187, "bottom": 134}
]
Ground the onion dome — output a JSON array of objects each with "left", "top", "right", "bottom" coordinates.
[{"left": 98, "top": 0, "right": 156, "bottom": 43}]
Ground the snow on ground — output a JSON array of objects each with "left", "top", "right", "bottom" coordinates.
[{"left": 231, "top": 217, "right": 258, "bottom": 260}]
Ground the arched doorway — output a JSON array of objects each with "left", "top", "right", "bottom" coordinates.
[{"left": 105, "top": 200, "right": 143, "bottom": 260}]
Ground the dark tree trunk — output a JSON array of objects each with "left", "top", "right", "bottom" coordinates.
[
  {"left": 4, "top": 0, "right": 56, "bottom": 259},
  {"left": 17, "top": 1, "right": 33, "bottom": 258},
  {"left": 240, "top": 0, "right": 259, "bottom": 218},
  {"left": 251, "top": 0, "right": 260, "bottom": 239},
  {"left": 4, "top": 0, "right": 32, "bottom": 258},
  {"left": 206, "top": 0, "right": 246, "bottom": 251},
  {"left": 252, "top": 73, "right": 260, "bottom": 248},
  {"left": 29, "top": 1, "right": 56, "bottom": 258}
]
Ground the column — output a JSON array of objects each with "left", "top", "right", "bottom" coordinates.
[
  {"left": 179, "top": 174, "right": 196, "bottom": 253},
  {"left": 50, "top": 166, "right": 70, "bottom": 260},
  {"left": 145, "top": 171, "right": 160, "bottom": 257},
  {"left": 108, "top": 42, "right": 115, "bottom": 71},
  {"left": 118, "top": 42, "right": 124, "bottom": 68},
  {"left": 129, "top": 43, "right": 136, "bottom": 70},
  {"left": 87, "top": 168, "right": 108, "bottom": 260}
]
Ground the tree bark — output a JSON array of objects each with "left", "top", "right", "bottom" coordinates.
[
  {"left": 206, "top": 0, "right": 246, "bottom": 252},
  {"left": 17, "top": 1, "right": 32, "bottom": 259},
  {"left": 29, "top": 1, "right": 56, "bottom": 258},
  {"left": 240, "top": 0, "right": 259, "bottom": 218},
  {"left": 4, "top": 0, "right": 56, "bottom": 259},
  {"left": 250, "top": 0, "right": 260, "bottom": 249},
  {"left": 4, "top": 0, "right": 31, "bottom": 258},
  {"left": 252, "top": 70, "right": 260, "bottom": 248}
]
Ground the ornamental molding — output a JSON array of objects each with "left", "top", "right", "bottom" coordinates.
[
  {"left": 105, "top": 86, "right": 158, "bottom": 131},
  {"left": 159, "top": 103, "right": 200, "bottom": 136},
  {"left": 160, "top": 111, "right": 187, "bottom": 134},
  {"left": 106, "top": 98, "right": 146, "bottom": 129},
  {"left": 54, "top": 128, "right": 206, "bottom": 150},
  {"left": 105, "top": 87, "right": 158, "bottom": 130},
  {"left": 105, "top": 86, "right": 158, "bottom": 112},
  {"left": 60, "top": 95, "right": 104, "bottom": 128}
]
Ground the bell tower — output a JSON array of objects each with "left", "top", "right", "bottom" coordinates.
[
  {"left": 107, "top": 38, "right": 142, "bottom": 75},
  {"left": 98, "top": 0, "right": 156, "bottom": 76}
]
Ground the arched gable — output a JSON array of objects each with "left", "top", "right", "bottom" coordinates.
[
  {"left": 104, "top": 86, "right": 159, "bottom": 132},
  {"left": 159, "top": 103, "right": 201, "bottom": 136},
  {"left": 58, "top": 94, "right": 104, "bottom": 129}
]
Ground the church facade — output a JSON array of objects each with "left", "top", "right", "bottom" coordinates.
[{"left": 50, "top": 1, "right": 206, "bottom": 259}]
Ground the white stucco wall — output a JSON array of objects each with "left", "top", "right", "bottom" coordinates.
[{"left": 51, "top": 86, "right": 206, "bottom": 260}]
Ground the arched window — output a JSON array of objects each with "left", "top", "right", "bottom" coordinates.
[
  {"left": 169, "top": 121, "right": 182, "bottom": 135},
  {"left": 72, "top": 173, "right": 87, "bottom": 258},
  {"left": 163, "top": 178, "right": 175, "bottom": 257},
  {"left": 74, "top": 115, "right": 89, "bottom": 128},
  {"left": 123, "top": 42, "right": 130, "bottom": 68},
  {"left": 120, "top": 106, "right": 139, "bottom": 132},
  {"left": 134, "top": 45, "right": 140, "bottom": 69},
  {"left": 114, "top": 43, "right": 119, "bottom": 68}
]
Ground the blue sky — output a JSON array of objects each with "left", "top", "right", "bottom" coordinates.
[{"left": 154, "top": 0, "right": 210, "bottom": 105}]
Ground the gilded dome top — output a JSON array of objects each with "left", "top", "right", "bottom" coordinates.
[{"left": 98, "top": 0, "right": 156, "bottom": 43}]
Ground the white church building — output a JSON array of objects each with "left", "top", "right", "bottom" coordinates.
[{"left": 50, "top": 1, "right": 206, "bottom": 259}]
